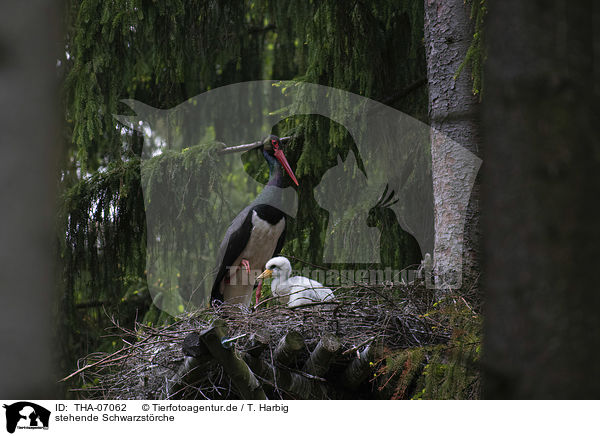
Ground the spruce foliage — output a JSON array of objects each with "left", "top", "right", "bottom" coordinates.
[{"left": 59, "top": 0, "right": 480, "bottom": 398}]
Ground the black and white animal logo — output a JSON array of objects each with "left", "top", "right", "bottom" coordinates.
[{"left": 3, "top": 402, "right": 50, "bottom": 433}]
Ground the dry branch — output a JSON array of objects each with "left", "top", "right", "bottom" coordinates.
[
  {"left": 246, "top": 331, "right": 270, "bottom": 357},
  {"left": 342, "top": 345, "right": 375, "bottom": 390},
  {"left": 167, "top": 356, "right": 215, "bottom": 400},
  {"left": 302, "top": 333, "right": 340, "bottom": 377},
  {"left": 200, "top": 321, "right": 267, "bottom": 400},
  {"left": 182, "top": 332, "right": 209, "bottom": 359},
  {"left": 243, "top": 353, "right": 320, "bottom": 399},
  {"left": 274, "top": 330, "right": 304, "bottom": 367},
  {"left": 68, "top": 282, "right": 450, "bottom": 399},
  {"left": 218, "top": 136, "right": 293, "bottom": 154}
]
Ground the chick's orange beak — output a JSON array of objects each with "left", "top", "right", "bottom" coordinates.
[{"left": 257, "top": 269, "right": 273, "bottom": 280}]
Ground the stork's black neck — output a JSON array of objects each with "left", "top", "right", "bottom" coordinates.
[
  {"left": 252, "top": 203, "right": 285, "bottom": 225},
  {"left": 263, "top": 150, "right": 285, "bottom": 188},
  {"left": 250, "top": 148, "right": 292, "bottom": 225}
]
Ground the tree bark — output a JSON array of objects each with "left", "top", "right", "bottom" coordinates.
[
  {"left": 302, "top": 334, "right": 341, "bottom": 377},
  {"left": 342, "top": 346, "right": 374, "bottom": 390},
  {"left": 483, "top": 1, "right": 600, "bottom": 398},
  {"left": 246, "top": 331, "right": 271, "bottom": 357},
  {"left": 0, "top": 0, "right": 60, "bottom": 398},
  {"left": 200, "top": 322, "right": 267, "bottom": 400},
  {"left": 273, "top": 330, "right": 304, "bottom": 367},
  {"left": 243, "top": 353, "right": 322, "bottom": 399},
  {"left": 424, "top": 0, "right": 481, "bottom": 291}
]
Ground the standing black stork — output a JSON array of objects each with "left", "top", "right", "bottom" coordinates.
[{"left": 210, "top": 135, "right": 299, "bottom": 306}]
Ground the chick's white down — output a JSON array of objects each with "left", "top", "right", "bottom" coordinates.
[{"left": 264, "top": 257, "right": 335, "bottom": 307}]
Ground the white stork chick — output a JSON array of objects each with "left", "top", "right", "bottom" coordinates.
[{"left": 257, "top": 257, "right": 335, "bottom": 308}]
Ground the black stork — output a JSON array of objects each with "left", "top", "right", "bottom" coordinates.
[{"left": 210, "top": 135, "right": 299, "bottom": 307}]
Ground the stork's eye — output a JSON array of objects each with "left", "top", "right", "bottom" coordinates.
[{"left": 271, "top": 139, "right": 279, "bottom": 149}]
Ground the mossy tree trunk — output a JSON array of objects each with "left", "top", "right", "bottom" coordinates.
[
  {"left": 424, "top": 0, "right": 481, "bottom": 291},
  {"left": 483, "top": 0, "right": 600, "bottom": 398}
]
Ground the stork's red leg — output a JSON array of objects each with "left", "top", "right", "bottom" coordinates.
[
  {"left": 241, "top": 259, "right": 250, "bottom": 273},
  {"left": 255, "top": 280, "right": 263, "bottom": 304}
]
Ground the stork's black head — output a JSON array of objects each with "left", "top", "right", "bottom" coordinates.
[
  {"left": 261, "top": 135, "right": 299, "bottom": 186},
  {"left": 262, "top": 134, "right": 280, "bottom": 153}
]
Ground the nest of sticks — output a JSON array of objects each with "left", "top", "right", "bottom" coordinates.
[{"left": 67, "top": 282, "right": 451, "bottom": 400}]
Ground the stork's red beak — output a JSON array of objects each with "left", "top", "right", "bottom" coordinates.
[{"left": 274, "top": 148, "right": 299, "bottom": 186}]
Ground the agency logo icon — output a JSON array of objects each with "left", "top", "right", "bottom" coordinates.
[{"left": 3, "top": 402, "right": 50, "bottom": 434}]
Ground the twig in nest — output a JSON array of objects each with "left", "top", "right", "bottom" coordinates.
[{"left": 342, "top": 336, "right": 377, "bottom": 356}]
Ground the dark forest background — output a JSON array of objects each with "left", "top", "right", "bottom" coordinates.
[
  {"left": 2, "top": 0, "right": 600, "bottom": 400},
  {"left": 56, "top": 0, "right": 433, "bottom": 394}
]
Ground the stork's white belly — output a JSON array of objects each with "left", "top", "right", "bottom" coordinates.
[{"left": 221, "top": 211, "right": 285, "bottom": 305}]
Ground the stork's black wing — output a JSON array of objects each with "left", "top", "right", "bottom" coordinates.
[
  {"left": 210, "top": 206, "right": 254, "bottom": 303},
  {"left": 209, "top": 204, "right": 287, "bottom": 304},
  {"left": 273, "top": 224, "right": 286, "bottom": 257}
]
